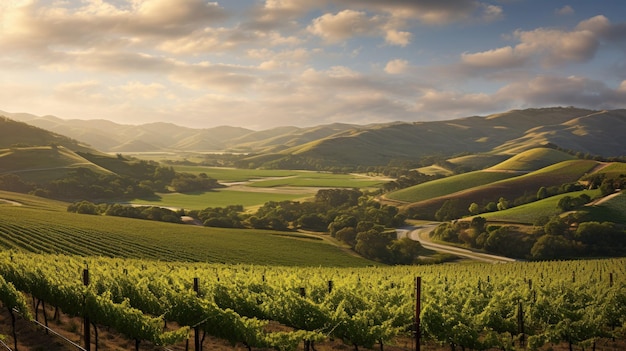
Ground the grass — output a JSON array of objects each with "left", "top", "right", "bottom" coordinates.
[
  {"left": 0, "top": 146, "right": 111, "bottom": 182},
  {"left": 402, "top": 159, "right": 601, "bottom": 218},
  {"left": 247, "top": 173, "right": 385, "bottom": 188},
  {"left": 583, "top": 192, "right": 626, "bottom": 223},
  {"left": 128, "top": 188, "right": 314, "bottom": 210},
  {"left": 476, "top": 189, "right": 601, "bottom": 224},
  {"left": 0, "top": 190, "right": 371, "bottom": 266},
  {"left": 488, "top": 148, "right": 575, "bottom": 172},
  {"left": 386, "top": 170, "right": 517, "bottom": 203},
  {"left": 172, "top": 166, "right": 388, "bottom": 188},
  {"left": 170, "top": 165, "right": 301, "bottom": 182}
]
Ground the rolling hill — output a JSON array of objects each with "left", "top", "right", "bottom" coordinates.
[{"left": 4, "top": 107, "right": 626, "bottom": 169}]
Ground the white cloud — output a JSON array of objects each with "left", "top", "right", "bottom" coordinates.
[
  {"left": 514, "top": 28, "right": 598, "bottom": 66},
  {"left": 496, "top": 75, "right": 626, "bottom": 108},
  {"left": 461, "top": 46, "right": 527, "bottom": 68},
  {"left": 308, "top": 10, "right": 382, "bottom": 43},
  {"left": 385, "top": 59, "right": 410, "bottom": 74},
  {"left": 385, "top": 29, "right": 412, "bottom": 47}
]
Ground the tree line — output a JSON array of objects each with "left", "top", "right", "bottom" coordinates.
[
  {"left": 0, "top": 154, "right": 220, "bottom": 201},
  {"left": 68, "top": 188, "right": 423, "bottom": 265}
]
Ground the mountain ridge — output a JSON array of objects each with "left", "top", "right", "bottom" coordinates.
[{"left": 2, "top": 107, "right": 626, "bottom": 168}]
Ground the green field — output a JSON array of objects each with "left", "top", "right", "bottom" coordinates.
[
  {"left": 171, "top": 165, "right": 300, "bottom": 182},
  {"left": 0, "top": 191, "right": 371, "bottom": 266},
  {"left": 476, "top": 189, "right": 602, "bottom": 224},
  {"left": 128, "top": 188, "right": 314, "bottom": 210},
  {"left": 386, "top": 170, "right": 517, "bottom": 203},
  {"left": 247, "top": 173, "right": 385, "bottom": 188},
  {"left": 583, "top": 192, "right": 626, "bottom": 223},
  {"left": 488, "top": 148, "right": 575, "bottom": 172},
  {"left": 172, "top": 165, "right": 387, "bottom": 188}
]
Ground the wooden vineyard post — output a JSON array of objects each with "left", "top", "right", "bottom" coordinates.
[
  {"left": 83, "top": 268, "right": 91, "bottom": 351},
  {"left": 517, "top": 301, "right": 525, "bottom": 348},
  {"left": 194, "top": 277, "right": 201, "bottom": 351},
  {"left": 414, "top": 276, "right": 421, "bottom": 351}
]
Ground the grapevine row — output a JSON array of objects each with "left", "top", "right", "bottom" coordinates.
[{"left": 0, "top": 251, "right": 625, "bottom": 351}]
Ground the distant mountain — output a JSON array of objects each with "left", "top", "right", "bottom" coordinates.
[
  {"left": 0, "top": 115, "right": 95, "bottom": 153},
  {"left": 3, "top": 107, "right": 626, "bottom": 168}
]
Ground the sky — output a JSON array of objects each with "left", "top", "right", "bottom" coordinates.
[{"left": 1, "top": 0, "right": 625, "bottom": 129}]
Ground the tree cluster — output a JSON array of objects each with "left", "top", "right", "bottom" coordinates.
[
  {"left": 0, "top": 163, "right": 219, "bottom": 201},
  {"left": 432, "top": 213, "right": 626, "bottom": 260},
  {"left": 67, "top": 201, "right": 182, "bottom": 224}
]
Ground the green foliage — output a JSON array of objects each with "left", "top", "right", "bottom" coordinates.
[
  {"left": 435, "top": 199, "right": 461, "bottom": 221},
  {"left": 387, "top": 170, "right": 515, "bottom": 203}
]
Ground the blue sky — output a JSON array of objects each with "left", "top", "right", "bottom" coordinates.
[{"left": 1, "top": 0, "right": 625, "bottom": 129}]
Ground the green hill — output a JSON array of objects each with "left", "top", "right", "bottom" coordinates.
[
  {"left": 402, "top": 159, "right": 600, "bottom": 219},
  {"left": 385, "top": 170, "right": 517, "bottom": 203},
  {"left": 488, "top": 148, "right": 576, "bottom": 172},
  {"left": 0, "top": 190, "right": 370, "bottom": 266},
  {"left": 0, "top": 116, "right": 93, "bottom": 152}
]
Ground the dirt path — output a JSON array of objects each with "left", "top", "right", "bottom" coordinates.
[
  {"left": 0, "top": 198, "right": 22, "bottom": 206},
  {"left": 399, "top": 224, "right": 517, "bottom": 263}
]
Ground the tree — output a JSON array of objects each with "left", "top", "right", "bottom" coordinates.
[
  {"left": 544, "top": 217, "right": 568, "bottom": 236},
  {"left": 468, "top": 202, "right": 480, "bottom": 215},
  {"left": 530, "top": 235, "right": 579, "bottom": 260},
  {"left": 537, "top": 186, "right": 548, "bottom": 200},
  {"left": 297, "top": 214, "right": 328, "bottom": 232},
  {"left": 496, "top": 197, "right": 508, "bottom": 211},
  {"left": 355, "top": 229, "right": 393, "bottom": 262},
  {"left": 388, "top": 238, "right": 423, "bottom": 265},
  {"left": 335, "top": 227, "right": 357, "bottom": 247},
  {"left": 435, "top": 199, "right": 461, "bottom": 221}
]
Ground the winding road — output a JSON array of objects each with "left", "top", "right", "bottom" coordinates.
[{"left": 398, "top": 224, "right": 517, "bottom": 263}]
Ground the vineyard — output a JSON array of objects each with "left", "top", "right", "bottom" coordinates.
[{"left": 0, "top": 252, "right": 625, "bottom": 351}]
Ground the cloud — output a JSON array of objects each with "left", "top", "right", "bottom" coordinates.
[
  {"left": 53, "top": 80, "right": 109, "bottom": 104},
  {"left": 385, "top": 59, "right": 410, "bottom": 74},
  {"left": 461, "top": 46, "right": 528, "bottom": 68},
  {"left": 555, "top": 5, "right": 574, "bottom": 16},
  {"left": 460, "top": 15, "right": 621, "bottom": 71},
  {"left": 496, "top": 75, "right": 626, "bottom": 108},
  {"left": 118, "top": 81, "right": 166, "bottom": 99},
  {"left": 413, "top": 89, "right": 496, "bottom": 116},
  {"left": 307, "top": 10, "right": 383, "bottom": 43},
  {"left": 168, "top": 62, "right": 259, "bottom": 92},
  {"left": 344, "top": 0, "right": 501, "bottom": 24}
]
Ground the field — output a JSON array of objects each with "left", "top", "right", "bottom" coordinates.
[
  {"left": 385, "top": 170, "right": 517, "bottom": 203},
  {"left": 1, "top": 252, "right": 625, "bottom": 351},
  {"left": 475, "top": 189, "right": 602, "bottom": 224},
  {"left": 124, "top": 166, "right": 388, "bottom": 210},
  {"left": 0, "top": 191, "right": 370, "bottom": 266},
  {"left": 128, "top": 188, "right": 313, "bottom": 210},
  {"left": 401, "top": 159, "right": 600, "bottom": 217}
]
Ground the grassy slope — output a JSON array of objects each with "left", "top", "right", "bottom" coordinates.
[
  {"left": 128, "top": 189, "right": 313, "bottom": 210},
  {"left": 402, "top": 159, "right": 600, "bottom": 218},
  {"left": 475, "top": 189, "right": 602, "bottom": 224},
  {"left": 385, "top": 170, "right": 517, "bottom": 203},
  {"left": 583, "top": 192, "right": 626, "bottom": 223},
  {"left": 0, "top": 146, "right": 112, "bottom": 182},
  {"left": 0, "top": 191, "right": 371, "bottom": 266},
  {"left": 488, "top": 148, "right": 575, "bottom": 171}
]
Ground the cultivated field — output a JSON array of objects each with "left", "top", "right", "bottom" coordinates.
[{"left": 0, "top": 191, "right": 370, "bottom": 266}]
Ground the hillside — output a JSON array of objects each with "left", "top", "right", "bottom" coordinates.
[
  {"left": 400, "top": 159, "right": 601, "bottom": 219},
  {"left": 0, "top": 190, "right": 370, "bottom": 266},
  {"left": 0, "top": 116, "right": 94, "bottom": 152},
  {"left": 4, "top": 107, "right": 626, "bottom": 168}
]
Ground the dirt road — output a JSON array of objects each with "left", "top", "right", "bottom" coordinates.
[{"left": 398, "top": 224, "right": 517, "bottom": 263}]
